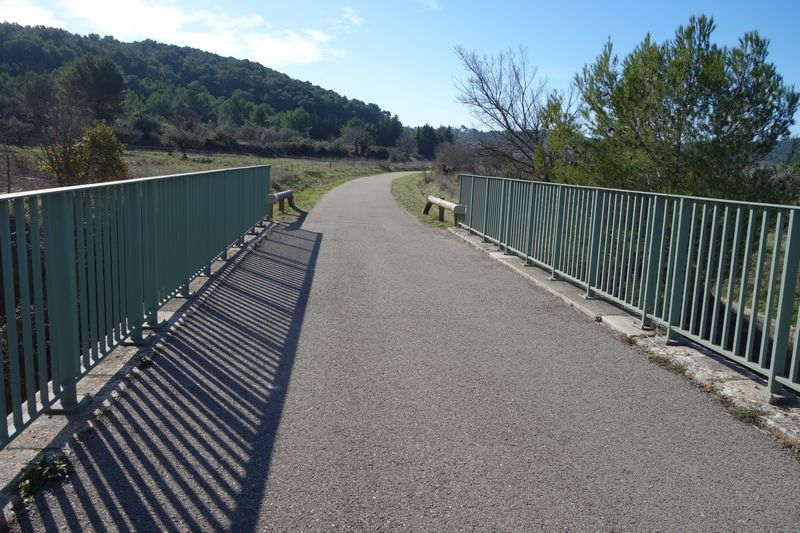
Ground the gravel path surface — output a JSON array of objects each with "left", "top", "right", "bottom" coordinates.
[{"left": 10, "top": 172, "right": 800, "bottom": 531}]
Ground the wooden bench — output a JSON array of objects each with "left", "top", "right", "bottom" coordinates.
[{"left": 423, "top": 196, "right": 465, "bottom": 226}]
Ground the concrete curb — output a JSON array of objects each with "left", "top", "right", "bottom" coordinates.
[{"left": 448, "top": 226, "right": 800, "bottom": 453}]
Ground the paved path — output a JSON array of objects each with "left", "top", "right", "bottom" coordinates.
[{"left": 10, "top": 172, "right": 800, "bottom": 531}]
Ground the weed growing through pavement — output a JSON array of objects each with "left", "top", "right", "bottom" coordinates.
[{"left": 16, "top": 453, "right": 69, "bottom": 502}]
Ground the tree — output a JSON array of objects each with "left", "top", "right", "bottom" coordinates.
[
  {"left": 23, "top": 73, "right": 93, "bottom": 183},
  {"left": 40, "top": 122, "right": 128, "bottom": 185},
  {"left": 573, "top": 15, "right": 799, "bottom": 201},
  {"left": 217, "top": 90, "right": 254, "bottom": 127},
  {"left": 392, "top": 129, "right": 418, "bottom": 160},
  {"left": 60, "top": 55, "right": 125, "bottom": 121},
  {"left": 435, "top": 141, "right": 477, "bottom": 174},
  {"left": 455, "top": 46, "right": 575, "bottom": 179},
  {"left": 416, "top": 124, "right": 439, "bottom": 159},
  {"left": 0, "top": 23, "right": 407, "bottom": 153},
  {"left": 273, "top": 107, "right": 313, "bottom": 134},
  {"left": 340, "top": 118, "right": 373, "bottom": 156},
  {"left": 76, "top": 122, "right": 128, "bottom": 182},
  {"left": 373, "top": 114, "right": 403, "bottom": 146},
  {"left": 249, "top": 103, "right": 274, "bottom": 127}
]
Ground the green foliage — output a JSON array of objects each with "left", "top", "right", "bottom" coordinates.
[
  {"left": 568, "top": 15, "right": 799, "bottom": 202},
  {"left": 16, "top": 452, "right": 69, "bottom": 502},
  {"left": 416, "top": 125, "right": 439, "bottom": 159},
  {"left": 60, "top": 55, "right": 125, "bottom": 121},
  {"left": 0, "top": 22, "right": 403, "bottom": 149},
  {"left": 79, "top": 122, "right": 128, "bottom": 182},
  {"left": 339, "top": 118, "right": 373, "bottom": 156},
  {"left": 273, "top": 107, "right": 313, "bottom": 134},
  {"left": 40, "top": 122, "right": 128, "bottom": 184}
]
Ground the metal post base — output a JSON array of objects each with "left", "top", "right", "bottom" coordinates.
[{"left": 46, "top": 395, "right": 91, "bottom": 415}]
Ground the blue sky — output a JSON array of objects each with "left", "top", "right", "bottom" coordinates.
[{"left": 2, "top": 0, "right": 798, "bottom": 131}]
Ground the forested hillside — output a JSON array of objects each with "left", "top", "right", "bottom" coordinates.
[{"left": 0, "top": 23, "right": 407, "bottom": 156}]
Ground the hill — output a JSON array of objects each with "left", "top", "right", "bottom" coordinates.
[{"left": 0, "top": 23, "right": 403, "bottom": 155}]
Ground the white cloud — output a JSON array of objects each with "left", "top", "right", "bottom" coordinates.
[
  {"left": 415, "top": 0, "right": 442, "bottom": 11},
  {"left": 340, "top": 7, "right": 363, "bottom": 27},
  {"left": 0, "top": 0, "right": 62, "bottom": 26},
  {"left": 2, "top": 0, "right": 357, "bottom": 67}
]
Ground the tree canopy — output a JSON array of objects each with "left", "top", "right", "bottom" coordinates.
[{"left": 0, "top": 23, "right": 404, "bottom": 150}]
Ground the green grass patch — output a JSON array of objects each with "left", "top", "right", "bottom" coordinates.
[
  {"left": 391, "top": 172, "right": 458, "bottom": 229},
  {"left": 16, "top": 452, "right": 69, "bottom": 502}
]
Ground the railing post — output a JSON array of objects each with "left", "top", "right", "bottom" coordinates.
[
  {"left": 666, "top": 198, "right": 691, "bottom": 343},
  {"left": 767, "top": 210, "right": 800, "bottom": 398},
  {"left": 481, "top": 178, "right": 489, "bottom": 242},
  {"left": 550, "top": 186, "right": 566, "bottom": 280},
  {"left": 640, "top": 195, "right": 665, "bottom": 328},
  {"left": 503, "top": 181, "right": 513, "bottom": 254},
  {"left": 468, "top": 175, "right": 476, "bottom": 230},
  {"left": 44, "top": 192, "right": 83, "bottom": 411},
  {"left": 126, "top": 182, "right": 146, "bottom": 345},
  {"left": 524, "top": 183, "right": 535, "bottom": 265},
  {"left": 498, "top": 180, "right": 508, "bottom": 251},
  {"left": 585, "top": 189, "right": 604, "bottom": 298}
]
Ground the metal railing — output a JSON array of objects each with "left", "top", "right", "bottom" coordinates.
[
  {"left": 0, "top": 165, "right": 270, "bottom": 446},
  {"left": 458, "top": 174, "right": 800, "bottom": 397}
]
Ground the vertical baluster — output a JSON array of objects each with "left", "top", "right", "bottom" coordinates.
[
  {"left": 759, "top": 212, "right": 783, "bottom": 368},
  {"left": 745, "top": 211, "right": 769, "bottom": 361},
  {"left": 13, "top": 199, "right": 36, "bottom": 419},
  {"left": 732, "top": 208, "right": 756, "bottom": 355},
  {"left": 74, "top": 194, "right": 90, "bottom": 370},
  {"left": 641, "top": 196, "right": 665, "bottom": 328},
  {"left": 721, "top": 208, "right": 743, "bottom": 349},
  {"left": 768, "top": 210, "right": 800, "bottom": 396},
  {"left": 679, "top": 204, "right": 698, "bottom": 331},
  {"left": 710, "top": 207, "right": 731, "bottom": 345},
  {"left": 30, "top": 198, "right": 47, "bottom": 407},
  {"left": 44, "top": 192, "right": 81, "bottom": 409},
  {"left": 699, "top": 205, "right": 719, "bottom": 339},
  {"left": 688, "top": 205, "right": 708, "bottom": 334},
  {"left": 667, "top": 199, "right": 691, "bottom": 343},
  {"left": 0, "top": 201, "right": 23, "bottom": 429}
]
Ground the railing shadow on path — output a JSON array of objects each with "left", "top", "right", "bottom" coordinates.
[{"left": 11, "top": 212, "right": 321, "bottom": 532}]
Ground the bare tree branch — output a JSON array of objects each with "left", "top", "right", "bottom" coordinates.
[{"left": 455, "top": 46, "right": 552, "bottom": 179}]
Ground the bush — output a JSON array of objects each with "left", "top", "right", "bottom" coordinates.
[
  {"left": 41, "top": 122, "right": 128, "bottom": 184},
  {"left": 80, "top": 122, "right": 127, "bottom": 182}
]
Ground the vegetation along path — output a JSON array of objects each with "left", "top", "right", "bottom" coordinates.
[{"left": 10, "top": 172, "right": 800, "bottom": 531}]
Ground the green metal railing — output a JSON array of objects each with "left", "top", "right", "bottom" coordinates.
[
  {"left": 459, "top": 174, "right": 800, "bottom": 396},
  {"left": 0, "top": 165, "right": 270, "bottom": 447}
]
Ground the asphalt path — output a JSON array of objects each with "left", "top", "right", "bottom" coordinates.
[{"left": 10, "top": 172, "right": 800, "bottom": 531}]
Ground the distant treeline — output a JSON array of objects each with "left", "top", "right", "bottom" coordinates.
[{"left": 0, "top": 23, "right": 454, "bottom": 160}]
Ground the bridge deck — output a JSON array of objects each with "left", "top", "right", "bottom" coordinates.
[{"left": 10, "top": 172, "right": 800, "bottom": 531}]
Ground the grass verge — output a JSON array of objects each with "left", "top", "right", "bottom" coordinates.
[{"left": 391, "top": 172, "right": 457, "bottom": 229}]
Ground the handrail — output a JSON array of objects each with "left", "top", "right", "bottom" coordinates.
[
  {"left": 0, "top": 165, "right": 269, "bottom": 201},
  {"left": 458, "top": 173, "right": 800, "bottom": 211}
]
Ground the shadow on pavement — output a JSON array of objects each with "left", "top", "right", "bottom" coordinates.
[{"left": 12, "top": 214, "right": 321, "bottom": 532}]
